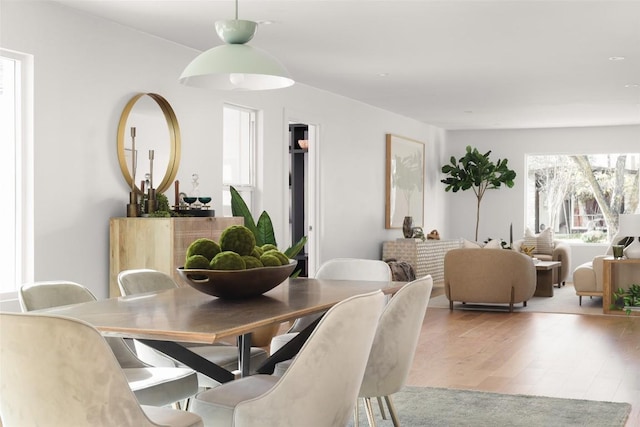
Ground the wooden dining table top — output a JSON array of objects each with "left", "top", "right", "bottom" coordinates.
[{"left": 36, "top": 278, "right": 404, "bottom": 344}]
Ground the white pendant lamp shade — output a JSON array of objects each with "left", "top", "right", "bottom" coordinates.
[
  {"left": 179, "top": 18, "right": 294, "bottom": 91},
  {"left": 618, "top": 213, "right": 640, "bottom": 259}
]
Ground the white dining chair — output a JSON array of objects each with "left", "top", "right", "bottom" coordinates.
[
  {"left": 117, "top": 269, "right": 268, "bottom": 388},
  {"left": 0, "top": 312, "right": 203, "bottom": 427},
  {"left": 269, "top": 258, "right": 392, "bottom": 356},
  {"left": 356, "top": 275, "right": 433, "bottom": 427},
  {"left": 18, "top": 280, "right": 199, "bottom": 408},
  {"left": 189, "top": 290, "right": 385, "bottom": 427}
]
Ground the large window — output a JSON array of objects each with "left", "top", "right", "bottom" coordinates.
[
  {"left": 222, "top": 104, "right": 257, "bottom": 216},
  {"left": 1, "top": 49, "right": 33, "bottom": 296},
  {"left": 526, "top": 153, "right": 640, "bottom": 243}
]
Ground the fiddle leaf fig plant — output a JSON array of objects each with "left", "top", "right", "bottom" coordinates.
[{"left": 441, "top": 145, "right": 516, "bottom": 241}]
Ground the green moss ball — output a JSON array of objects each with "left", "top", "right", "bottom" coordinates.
[
  {"left": 260, "top": 254, "right": 282, "bottom": 267},
  {"left": 242, "top": 256, "right": 264, "bottom": 269},
  {"left": 186, "top": 238, "right": 221, "bottom": 261},
  {"left": 184, "top": 254, "right": 211, "bottom": 269},
  {"left": 219, "top": 225, "right": 256, "bottom": 256},
  {"left": 251, "top": 246, "right": 264, "bottom": 259},
  {"left": 261, "top": 244, "right": 278, "bottom": 252},
  {"left": 264, "top": 250, "right": 290, "bottom": 265},
  {"left": 210, "top": 251, "right": 247, "bottom": 270}
]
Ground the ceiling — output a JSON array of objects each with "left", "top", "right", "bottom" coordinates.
[{"left": 50, "top": 0, "right": 640, "bottom": 130}]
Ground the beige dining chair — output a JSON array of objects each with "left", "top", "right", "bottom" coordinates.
[
  {"left": 269, "top": 258, "right": 392, "bottom": 356},
  {"left": 355, "top": 275, "right": 433, "bottom": 427},
  {"left": 117, "top": 269, "right": 268, "bottom": 388},
  {"left": 189, "top": 290, "right": 385, "bottom": 427},
  {"left": 0, "top": 312, "right": 204, "bottom": 427},
  {"left": 18, "top": 280, "right": 199, "bottom": 408}
]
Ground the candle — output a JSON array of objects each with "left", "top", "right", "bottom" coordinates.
[{"left": 510, "top": 223, "right": 513, "bottom": 245}]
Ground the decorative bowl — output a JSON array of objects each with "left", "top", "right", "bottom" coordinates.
[
  {"left": 183, "top": 196, "right": 197, "bottom": 204},
  {"left": 177, "top": 259, "right": 297, "bottom": 299}
]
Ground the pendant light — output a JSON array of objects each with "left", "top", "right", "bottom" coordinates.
[{"left": 179, "top": 0, "right": 294, "bottom": 90}]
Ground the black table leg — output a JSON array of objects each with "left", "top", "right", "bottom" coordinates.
[
  {"left": 255, "top": 315, "right": 324, "bottom": 375},
  {"left": 237, "top": 333, "right": 252, "bottom": 377},
  {"left": 139, "top": 339, "right": 236, "bottom": 383}
]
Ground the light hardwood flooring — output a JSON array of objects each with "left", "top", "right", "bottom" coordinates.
[{"left": 406, "top": 285, "right": 640, "bottom": 426}]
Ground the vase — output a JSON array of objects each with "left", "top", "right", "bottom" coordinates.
[{"left": 402, "top": 216, "right": 413, "bottom": 238}]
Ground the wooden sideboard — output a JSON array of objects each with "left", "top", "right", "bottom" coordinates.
[
  {"left": 382, "top": 238, "right": 463, "bottom": 284},
  {"left": 109, "top": 217, "right": 243, "bottom": 297},
  {"left": 602, "top": 257, "right": 640, "bottom": 316}
]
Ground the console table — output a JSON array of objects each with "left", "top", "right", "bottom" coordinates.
[
  {"left": 603, "top": 257, "right": 640, "bottom": 316},
  {"left": 382, "top": 238, "right": 463, "bottom": 283},
  {"left": 109, "top": 217, "right": 243, "bottom": 297}
]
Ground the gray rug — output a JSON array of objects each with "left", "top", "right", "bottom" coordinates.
[
  {"left": 428, "top": 283, "right": 607, "bottom": 316},
  {"left": 350, "top": 386, "right": 631, "bottom": 426}
]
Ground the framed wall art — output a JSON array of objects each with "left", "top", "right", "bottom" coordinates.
[{"left": 385, "top": 134, "right": 425, "bottom": 229}]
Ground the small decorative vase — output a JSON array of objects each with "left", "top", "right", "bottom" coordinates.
[{"left": 402, "top": 216, "right": 413, "bottom": 238}]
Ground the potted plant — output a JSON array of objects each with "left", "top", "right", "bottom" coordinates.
[
  {"left": 611, "top": 284, "right": 640, "bottom": 315},
  {"left": 441, "top": 146, "right": 516, "bottom": 241}
]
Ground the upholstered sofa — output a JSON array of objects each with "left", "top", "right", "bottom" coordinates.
[
  {"left": 444, "top": 248, "right": 536, "bottom": 312},
  {"left": 512, "top": 236, "right": 571, "bottom": 285}
]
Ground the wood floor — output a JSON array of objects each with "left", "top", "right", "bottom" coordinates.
[{"left": 407, "top": 285, "right": 640, "bottom": 426}]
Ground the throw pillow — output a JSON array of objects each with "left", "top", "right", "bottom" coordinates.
[
  {"left": 483, "top": 239, "right": 502, "bottom": 249},
  {"left": 524, "top": 227, "right": 554, "bottom": 255},
  {"left": 463, "top": 239, "right": 482, "bottom": 248}
]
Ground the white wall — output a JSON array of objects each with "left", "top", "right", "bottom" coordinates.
[
  {"left": 444, "top": 125, "right": 640, "bottom": 268},
  {"left": 2, "top": 1, "right": 447, "bottom": 298}
]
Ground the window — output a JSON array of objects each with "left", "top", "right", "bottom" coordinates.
[
  {"left": 0, "top": 49, "right": 33, "bottom": 296},
  {"left": 222, "top": 104, "right": 257, "bottom": 216},
  {"left": 526, "top": 153, "right": 640, "bottom": 243}
]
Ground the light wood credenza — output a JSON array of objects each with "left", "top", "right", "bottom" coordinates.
[
  {"left": 602, "top": 257, "right": 640, "bottom": 316},
  {"left": 109, "top": 217, "right": 243, "bottom": 297},
  {"left": 382, "top": 238, "right": 463, "bottom": 284}
]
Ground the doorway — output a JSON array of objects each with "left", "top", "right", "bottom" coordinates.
[{"left": 287, "top": 119, "right": 318, "bottom": 277}]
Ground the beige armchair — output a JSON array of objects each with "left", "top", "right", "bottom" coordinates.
[
  {"left": 573, "top": 240, "right": 640, "bottom": 305},
  {"left": 513, "top": 239, "right": 571, "bottom": 285}
]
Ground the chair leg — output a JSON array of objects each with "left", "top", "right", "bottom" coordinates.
[
  {"left": 364, "top": 397, "right": 377, "bottom": 427},
  {"left": 376, "top": 396, "right": 387, "bottom": 420},
  {"left": 384, "top": 395, "right": 400, "bottom": 427},
  {"left": 579, "top": 295, "right": 582, "bottom": 306}
]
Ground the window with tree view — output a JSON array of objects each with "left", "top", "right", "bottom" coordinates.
[{"left": 526, "top": 153, "right": 640, "bottom": 243}]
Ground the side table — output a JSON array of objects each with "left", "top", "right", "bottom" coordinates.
[
  {"left": 534, "top": 261, "right": 561, "bottom": 297},
  {"left": 603, "top": 257, "right": 640, "bottom": 316}
]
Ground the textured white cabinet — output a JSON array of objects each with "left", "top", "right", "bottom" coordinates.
[{"left": 382, "top": 238, "right": 463, "bottom": 283}]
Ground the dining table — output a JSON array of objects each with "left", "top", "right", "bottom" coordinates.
[{"left": 35, "top": 277, "right": 405, "bottom": 383}]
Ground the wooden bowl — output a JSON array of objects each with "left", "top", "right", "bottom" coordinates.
[{"left": 177, "top": 260, "right": 297, "bottom": 299}]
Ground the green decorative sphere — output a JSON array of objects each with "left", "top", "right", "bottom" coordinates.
[
  {"left": 263, "top": 250, "right": 289, "bottom": 266},
  {"left": 260, "top": 254, "right": 281, "bottom": 267},
  {"left": 186, "top": 238, "right": 221, "bottom": 261},
  {"left": 251, "top": 246, "right": 264, "bottom": 259},
  {"left": 261, "top": 243, "right": 278, "bottom": 252},
  {"left": 219, "top": 225, "right": 256, "bottom": 256},
  {"left": 210, "top": 251, "right": 246, "bottom": 270},
  {"left": 242, "top": 255, "right": 264, "bottom": 269},
  {"left": 184, "top": 254, "right": 211, "bottom": 269}
]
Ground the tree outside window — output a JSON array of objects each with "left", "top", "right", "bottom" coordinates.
[{"left": 527, "top": 153, "right": 640, "bottom": 243}]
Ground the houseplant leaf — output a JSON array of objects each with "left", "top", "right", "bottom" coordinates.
[
  {"left": 230, "top": 186, "right": 257, "bottom": 237},
  {"left": 256, "top": 211, "right": 277, "bottom": 247}
]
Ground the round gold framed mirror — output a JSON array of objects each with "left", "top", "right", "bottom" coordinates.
[{"left": 117, "top": 93, "right": 181, "bottom": 194}]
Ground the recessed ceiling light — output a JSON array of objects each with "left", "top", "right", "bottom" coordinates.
[
  {"left": 377, "top": 73, "right": 389, "bottom": 77},
  {"left": 609, "top": 56, "right": 626, "bottom": 61},
  {"left": 257, "top": 20, "right": 274, "bottom": 25},
  {"left": 625, "top": 83, "right": 640, "bottom": 88},
  {"left": 464, "top": 110, "right": 473, "bottom": 114}
]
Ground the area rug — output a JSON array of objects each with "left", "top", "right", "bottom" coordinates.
[
  {"left": 349, "top": 386, "right": 631, "bottom": 426},
  {"left": 428, "top": 283, "right": 609, "bottom": 316}
]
